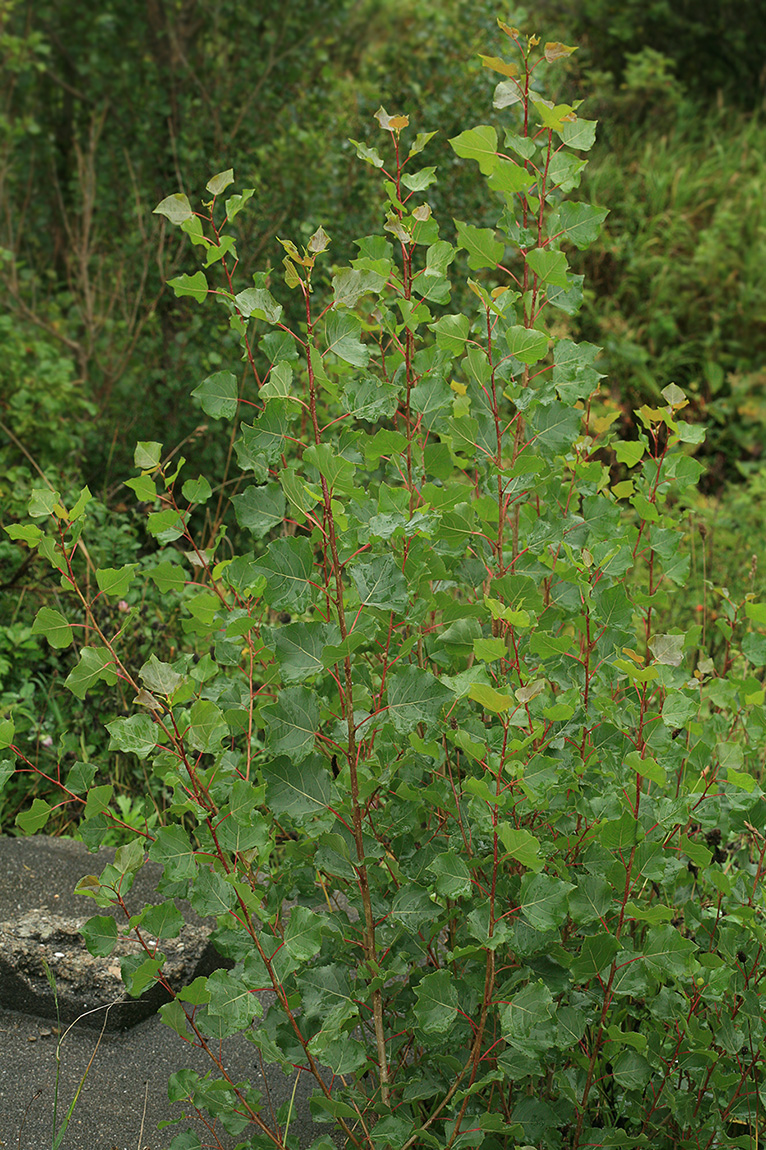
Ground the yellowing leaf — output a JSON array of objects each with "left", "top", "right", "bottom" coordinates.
[
  {"left": 497, "top": 19, "right": 520, "bottom": 39},
  {"left": 308, "top": 225, "right": 331, "bottom": 254},
  {"left": 593, "top": 411, "right": 620, "bottom": 433},
  {"left": 544, "top": 42, "right": 578, "bottom": 62},
  {"left": 661, "top": 382, "right": 687, "bottom": 409},
  {"left": 515, "top": 679, "right": 546, "bottom": 704},
  {"left": 375, "top": 107, "right": 409, "bottom": 132},
  {"left": 469, "top": 682, "right": 515, "bottom": 712},
  {"left": 479, "top": 54, "right": 518, "bottom": 78}
]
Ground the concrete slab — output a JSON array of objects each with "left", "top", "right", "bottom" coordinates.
[
  {"left": 0, "top": 835, "right": 225, "bottom": 1028},
  {"left": 0, "top": 837, "right": 343, "bottom": 1149}
]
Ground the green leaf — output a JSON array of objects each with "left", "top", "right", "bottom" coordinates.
[
  {"left": 225, "top": 188, "right": 254, "bottom": 220},
  {"left": 64, "top": 761, "right": 96, "bottom": 794},
  {"left": 95, "top": 564, "right": 139, "bottom": 598},
  {"left": 449, "top": 125, "right": 498, "bottom": 175},
  {"left": 177, "top": 977, "right": 211, "bottom": 1005},
  {"left": 390, "top": 885, "right": 435, "bottom": 928},
  {"left": 261, "top": 362, "right": 294, "bottom": 400},
  {"left": 31, "top": 607, "right": 73, "bottom": 649},
  {"left": 598, "top": 810, "right": 645, "bottom": 850},
  {"left": 725, "top": 767, "right": 757, "bottom": 792},
  {"left": 333, "top": 267, "right": 386, "bottom": 308},
  {"left": 5, "top": 523, "right": 43, "bottom": 546},
  {"left": 487, "top": 157, "right": 536, "bottom": 196},
  {"left": 187, "top": 700, "right": 227, "bottom": 753},
  {"left": 556, "top": 202, "right": 609, "bottom": 249},
  {"left": 308, "top": 224, "right": 331, "bottom": 253},
  {"left": 15, "top": 797, "right": 52, "bottom": 834},
  {"left": 649, "top": 633, "right": 685, "bottom": 667},
  {"left": 80, "top": 915, "right": 118, "bottom": 957},
  {"left": 530, "top": 400, "right": 582, "bottom": 451},
  {"left": 468, "top": 682, "right": 515, "bottom": 712},
  {"left": 134, "top": 441, "right": 163, "bottom": 469},
  {"left": 235, "top": 286, "right": 283, "bottom": 324},
  {"left": 0, "top": 720, "right": 14, "bottom": 752},
  {"left": 500, "top": 980, "right": 554, "bottom": 1050},
  {"left": 125, "top": 474, "right": 157, "bottom": 502},
  {"left": 238, "top": 400, "right": 291, "bottom": 464},
  {"left": 139, "top": 658, "right": 186, "bottom": 701},
  {"left": 270, "top": 622, "right": 334, "bottom": 683},
  {"left": 454, "top": 220, "right": 503, "bottom": 271},
  {"left": 285, "top": 905, "right": 324, "bottom": 961},
  {"left": 427, "top": 852, "right": 472, "bottom": 899},
  {"left": 553, "top": 339, "right": 603, "bottom": 402},
  {"left": 232, "top": 483, "right": 285, "bottom": 539},
  {"left": 386, "top": 665, "right": 451, "bottom": 734},
  {"left": 504, "top": 325, "right": 549, "bottom": 365},
  {"left": 65, "top": 647, "right": 118, "bottom": 699},
  {"left": 147, "top": 560, "right": 185, "bottom": 594},
  {"left": 168, "top": 271, "right": 208, "bottom": 303},
  {"left": 189, "top": 869, "right": 235, "bottom": 917},
  {"left": 571, "top": 933, "right": 620, "bottom": 981},
  {"left": 350, "top": 555, "right": 409, "bottom": 611},
  {"left": 623, "top": 901, "right": 673, "bottom": 924},
  {"left": 107, "top": 713, "right": 160, "bottom": 758},
  {"left": 526, "top": 248, "right": 569, "bottom": 287},
  {"left": 192, "top": 372, "right": 238, "bottom": 420},
  {"left": 84, "top": 784, "right": 113, "bottom": 820},
  {"left": 679, "top": 834, "right": 713, "bottom": 868},
  {"left": 348, "top": 138, "right": 385, "bottom": 168},
  {"left": 206, "top": 169, "right": 234, "bottom": 196},
  {"left": 139, "top": 901, "right": 184, "bottom": 939},
  {"left": 159, "top": 998, "right": 191, "bottom": 1041},
  {"left": 612, "top": 1050, "right": 652, "bottom": 1090},
  {"left": 408, "top": 130, "right": 437, "bottom": 158},
  {"left": 324, "top": 312, "right": 369, "bottom": 367},
  {"left": 303, "top": 444, "right": 356, "bottom": 494},
  {"left": 149, "top": 826, "right": 198, "bottom": 882},
  {"left": 28, "top": 487, "right": 61, "bottom": 519},
  {"left": 146, "top": 507, "right": 188, "bottom": 541},
  {"left": 401, "top": 166, "right": 437, "bottom": 192},
  {"left": 557, "top": 117, "right": 598, "bottom": 150},
  {"left": 642, "top": 924, "right": 697, "bottom": 977},
  {"left": 661, "top": 690, "right": 697, "bottom": 727},
  {"left": 263, "top": 687, "right": 319, "bottom": 763},
  {"left": 263, "top": 755, "right": 337, "bottom": 822},
  {"left": 414, "top": 969, "right": 458, "bottom": 1034},
  {"left": 430, "top": 312, "right": 470, "bottom": 354},
  {"left": 204, "top": 968, "right": 260, "bottom": 1036},
  {"left": 342, "top": 374, "right": 399, "bottom": 422},
  {"left": 253, "top": 537, "right": 315, "bottom": 612},
  {"left": 473, "top": 637, "right": 507, "bottom": 662},
  {"left": 496, "top": 826, "right": 544, "bottom": 872},
  {"left": 121, "top": 955, "right": 163, "bottom": 998},
  {"left": 568, "top": 877, "right": 612, "bottom": 924},
  {"left": 520, "top": 872, "right": 573, "bottom": 930},
  {"left": 626, "top": 750, "right": 666, "bottom": 787},
  {"left": 153, "top": 193, "right": 193, "bottom": 224}
]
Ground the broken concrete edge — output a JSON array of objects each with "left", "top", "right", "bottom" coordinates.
[{"left": 0, "top": 835, "right": 232, "bottom": 1029}]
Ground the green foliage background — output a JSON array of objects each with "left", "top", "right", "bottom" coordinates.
[{"left": 2, "top": 5, "right": 766, "bottom": 1149}]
